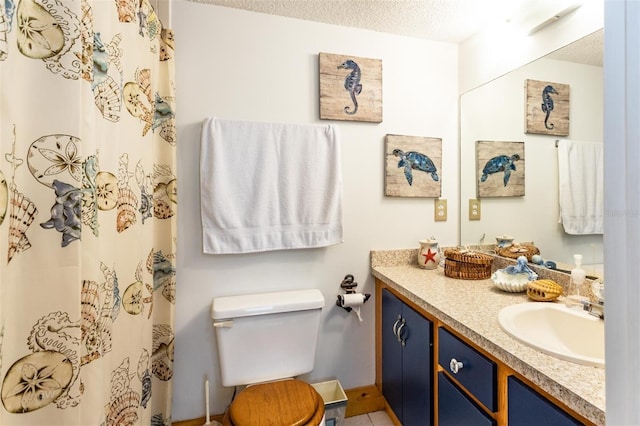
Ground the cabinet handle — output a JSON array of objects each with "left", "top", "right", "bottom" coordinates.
[
  {"left": 392, "top": 315, "right": 401, "bottom": 337},
  {"left": 449, "top": 358, "right": 464, "bottom": 374},
  {"left": 397, "top": 319, "right": 407, "bottom": 347}
]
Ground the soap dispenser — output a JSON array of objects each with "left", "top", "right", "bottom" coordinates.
[{"left": 565, "top": 254, "right": 587, "bottom": 310}]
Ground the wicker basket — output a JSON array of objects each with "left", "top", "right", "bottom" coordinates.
[
  {"left": 444, "top": 249, "right": 494, "bottom": 280},
  {"left": 496, "top": 244, "right": 540, "bottom": 262}
]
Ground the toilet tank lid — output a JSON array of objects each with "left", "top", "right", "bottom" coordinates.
[{"left": 211, "top": 289, "right": 325, "bottom": 320}]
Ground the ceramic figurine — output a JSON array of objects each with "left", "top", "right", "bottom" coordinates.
[
  {"left": 495, "top": 235, "right": 514, "bottom": 248},
  {"left": 503, "top": 256, "right": 538, "bottom": 281},
  {"left": 531, "top": 254, "right": 557, "bottom": 269}
]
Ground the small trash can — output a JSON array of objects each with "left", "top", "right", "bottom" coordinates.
[{"left": 311, "top": 379, "right": 348, "bottom": 426}]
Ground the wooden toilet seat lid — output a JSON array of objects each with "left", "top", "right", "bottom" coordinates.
[{"left": 228, "top": 379, "right": 325, "bottom": 426}]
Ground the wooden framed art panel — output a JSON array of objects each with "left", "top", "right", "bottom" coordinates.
[
  {"left": 319, "top": 52, "right": 382, "bottom": 123},
  {"left": 476, "top": 140, "right": 525, "bottom": 198},
  {"left": 525, "top": 79, "right": 570, "bottom": 136},
  {"left": 385, "top": 134, "right": 442, "bottom": 198}
]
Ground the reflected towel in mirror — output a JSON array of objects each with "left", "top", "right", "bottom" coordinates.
[{"left": 557, "top": 139, "right": 603, "bottom": 234}]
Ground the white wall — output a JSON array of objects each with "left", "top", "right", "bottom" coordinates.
[
  {"left": 172, "top": 2, "right": 459, "bottom": 420},
  {"left": 460, "top": 58, "right": 603, "bottom": 266}
]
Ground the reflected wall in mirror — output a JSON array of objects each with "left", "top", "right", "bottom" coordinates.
[{"left": 460, "top": 30, "right": 603, "bottom": 271}]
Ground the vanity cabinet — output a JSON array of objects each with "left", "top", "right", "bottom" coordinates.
[
  {"left": 381, "top": 288, "right": 433, "bottom": 425},
  {"left": 508, "top": 376, "right": 583, "bottom": 426},
  {"left": 375, "top": 279, "right": 595, "bottom": 426}
]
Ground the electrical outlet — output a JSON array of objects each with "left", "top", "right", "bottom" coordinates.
[
  {"left": 434, "top": 199, "right": 447, "bottom": 222},
  {"left": 469, "top": 199, "right": 481, "bottom": 220}
]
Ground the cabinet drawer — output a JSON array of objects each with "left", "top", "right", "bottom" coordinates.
[
  {"left": 438, "top": 372, "right": 496, "bottom": 426},
  {"left": 508, "top": 376, "right": 582, "bottom": 425},
  {"left": 438, "top": 327, "right": 497, "bottom": 411}
]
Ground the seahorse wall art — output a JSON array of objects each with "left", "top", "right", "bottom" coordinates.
[
  {"left": 475, "top": 140, "right": 525, "bottom": 198},
  {"left": 319, "top": 52, "right": 383, "bottom": 123},
  {"left": 337, "top": 59, "right": 362, "bottom": 115},
  {"left": 541, "top": 85, "right": 558, "bottom": 130},
  {"left": 525, "top": 79, "right": 570, "bottom": 136}
]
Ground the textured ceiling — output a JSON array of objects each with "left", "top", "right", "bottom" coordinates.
[
  {"left": 190, "top": 0, "right": 602, "bottom": 66},
  {"left": 190, "top": 0, "right": 534, "bottom": 43},
  {"left": 546, "top": 29, "right": 603, "bottom": 67}
]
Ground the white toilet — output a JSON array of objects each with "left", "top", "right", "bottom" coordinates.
[{"left": 211, "top": 289, "right": 326, "bottom": 426}]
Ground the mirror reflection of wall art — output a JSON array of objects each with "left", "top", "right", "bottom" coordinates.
[
  {"left": 476, "top": 140, "right": 525, "bottom": 198},
  {"left": 385, "top": 134, "right": 442, "bottom": 198},
  {"left": 525, "top": 79, "right": 570, "bottom": 136},
  {"left": 319, "top": 52, "right": 382, "bottom": 123}
]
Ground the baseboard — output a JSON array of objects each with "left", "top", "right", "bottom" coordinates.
[
  {"left": 172, "top": 414, "right": 223, "bottom": 426},
  {"left": 344, "top": 384, "right": 385, "bottom": 417},
  {"left": 172, "top": 384, "right": 384, "bottom": 425}
]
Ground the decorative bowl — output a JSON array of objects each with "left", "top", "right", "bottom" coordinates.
[{"left": 491, "top": 270, "right": 530, "bottom": 293}]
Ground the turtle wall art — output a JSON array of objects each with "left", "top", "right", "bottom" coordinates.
[
  {"left": 476, "top": 140, "right": 525, "bottom": 197},
  {"left": 319, "top": 52, "right": 383, "bottom": 123},
  {"left": 385, "top": 134, "right": 442, "bottom": 198},
  {"left": 525, "top": 79, "right": 570, "bottom": 136}
]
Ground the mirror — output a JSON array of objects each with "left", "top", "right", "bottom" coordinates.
[{"left": 459, "top": 30, "right": 604, "bottom": 271}]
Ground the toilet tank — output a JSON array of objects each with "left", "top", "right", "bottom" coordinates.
[{"left": 212, "top": 289, "right": 325, "bottom": 387}]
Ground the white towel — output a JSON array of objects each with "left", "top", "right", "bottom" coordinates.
[
  {"left": 557, "top": 139, "right": 603, "bottom": 234},
  {"left": 200, "top": 117, "right": 343, "bottom": 254}
]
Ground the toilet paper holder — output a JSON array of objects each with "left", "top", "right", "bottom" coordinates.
[{"left": 336, "top": 274, "right": 370, "bottom": 318}]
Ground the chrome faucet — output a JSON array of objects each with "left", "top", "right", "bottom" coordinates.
[
  {"left": 582, "top": 280, "right": 605, "bottom": 319},
  {"left": 582, "top": 299, "right": 604, "bottom": 319}
]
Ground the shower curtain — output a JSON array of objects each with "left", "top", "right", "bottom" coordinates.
[{"left": 0, "top": 0, "right": 177, "bottom": 425}]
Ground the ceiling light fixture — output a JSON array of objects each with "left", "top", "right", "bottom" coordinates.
[{"left": 527, "top": 2, "right": 583, "bottom": 36}]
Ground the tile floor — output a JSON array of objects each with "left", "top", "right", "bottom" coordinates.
[{"left": 343, "top": 410, "right": 394, "bottom": 426}]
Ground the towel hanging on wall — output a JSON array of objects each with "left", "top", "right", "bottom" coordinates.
[
  {"left": 200, "top": 117, "right": 343, "bottom": 254},
  {"left": 557, "top": 139, "right": 603, "bottom": 235}
]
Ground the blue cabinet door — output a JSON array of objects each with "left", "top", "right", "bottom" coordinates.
[
  {"left": 381, "top": 289, "right": 404, "bottom": 421},
  {"left": 381, "top": 289, "right": 433, "bottom": 426},
  {"left": 402, "top": 301, "right": 433, "bottom": 426},
  {"left": 508, "top": 376, "right": 582, "bottom": 425}
]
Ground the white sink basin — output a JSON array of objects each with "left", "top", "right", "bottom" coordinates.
[{"left": 498, "top": 302, "right": 604, "bottom": 368}]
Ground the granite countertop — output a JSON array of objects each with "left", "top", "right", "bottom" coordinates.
[{"left": 370, "top": 249, "right": 605, "bottom": 426}]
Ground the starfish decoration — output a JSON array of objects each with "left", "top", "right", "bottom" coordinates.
[{"left": 422, "top": 249, "right": 438, "bottom": 265}]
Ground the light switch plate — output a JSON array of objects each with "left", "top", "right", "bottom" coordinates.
[
  {"left": 434, "top": 199, "right": 447, "bottom": 222},
  {"left": 469, "top": 199, "right": 481, "bottom": 220}
]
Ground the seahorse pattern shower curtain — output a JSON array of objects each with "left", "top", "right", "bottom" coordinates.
[{"left": 0, "top": 0, "right": 177, "bottom": 424}]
